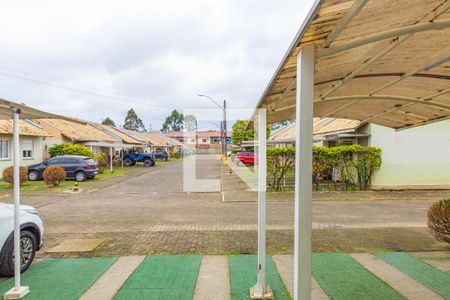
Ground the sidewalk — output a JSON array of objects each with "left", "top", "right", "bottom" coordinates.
[{"left": 1, "top": 252, "right": 449, "bottom": 299}]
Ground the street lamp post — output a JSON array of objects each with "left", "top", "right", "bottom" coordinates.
[{"left": 198, "top": 94, "right": 227, "bottom": 156}]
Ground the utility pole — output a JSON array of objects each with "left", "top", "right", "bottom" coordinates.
[{"left": 223, "top": 100, "right": 227, "bottom": 157}]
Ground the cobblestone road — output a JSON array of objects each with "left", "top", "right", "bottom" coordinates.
[{"left": 3, "top": 155, "right": 448, "bottom": 257}]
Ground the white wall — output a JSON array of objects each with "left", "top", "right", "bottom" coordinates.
[
  {"left": 0, "top": 135, "right": 45, "bottom": 176},
  {"left": 370, "top": 121, "right": 450, "bottom": 189}
]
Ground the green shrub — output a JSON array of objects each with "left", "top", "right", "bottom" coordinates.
[
  {"left": 94, "top": 152, "right": 108, "bottom": 174},
  {"left": 48, "top": 144, "right": 92, "bottom": 158},
  {"left": 169, "top": 151, "right": 180, "bottom": 159},
  {"left": 428, "top": 199, "right": 450, "bottom": 244},
  {"left": 43, "top": 166, "right": 66, "bottom": 186},
  {"left": 2, "top": 166, "right": 28, "bottom": 185},
  {"left": 267, "top": 146, "right": 295, "bottom": 191}
]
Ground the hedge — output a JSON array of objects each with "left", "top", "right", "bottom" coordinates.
[
  {"left": 266, "top": 145, "right": 382, "bottom": 191},
  {"left": 48, "top": 144, "right": 93, "bottom": 158}
]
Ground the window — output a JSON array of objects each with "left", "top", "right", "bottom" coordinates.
[
  {"left": 191, "top": 139, "right": 195, "bottom": 143},
  {"left": 202, "top": 139, "right": 207, "bottom": 143},
  {"left": 0, "top": 139, "right": 9, "bottom": 159},
  {"left": 22, "top": 139, "right": 33, "bottom": 159},
  {"left": 211, "top": 137, "right": 219, "bottom": 144}
]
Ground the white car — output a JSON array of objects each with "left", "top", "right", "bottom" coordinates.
[{"left": 0, "top": 203, "right": 44, "bottom": 277}]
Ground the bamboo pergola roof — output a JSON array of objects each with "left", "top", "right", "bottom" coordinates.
[{"left": 255, "top": 0, "right": 450, "bottom": 130}]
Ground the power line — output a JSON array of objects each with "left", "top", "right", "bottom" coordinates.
[{"left": 0, "top": 66, "right": 174, "bottom": 110}]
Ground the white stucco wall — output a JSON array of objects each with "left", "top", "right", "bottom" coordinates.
[
  {"left": 370, "top": 121, "right": 450, "bottom": 189},
  {"left": 0, "top": 135, "right": 45, "bottom": 176}
]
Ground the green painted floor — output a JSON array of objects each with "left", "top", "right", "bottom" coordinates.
[
  {"left": 0, "top": 253, "right": 448, "bottom": 300},
  {"left": 114, "top": 255, "right": 202, "bottom": 300},
  {"left": 229, "top": 255, "right": 290, "bottom": 300},
  {"left": 0, "top": 258, "right": 116, "bottom": 300}
]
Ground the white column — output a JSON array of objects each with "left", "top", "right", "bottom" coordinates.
[
  {"left": 110, "top": 147, "right": 113, "bottom": 172},
  {"left": 5, "top": 109, "right": 30, "bottom": 299},
  {"left": 251, "top": 109, "right": 272, "bottom": 299},
  {"left": 294, "top": 44, "right": 315, "bottom": 300}
]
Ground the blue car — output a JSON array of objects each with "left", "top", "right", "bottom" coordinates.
[{"left": 123, "top": 149, "right": 155, "bottom": 167}]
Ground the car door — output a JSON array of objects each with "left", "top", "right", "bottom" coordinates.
[{"left": 63, "top": 158, "right": 78, "bottom": 177}]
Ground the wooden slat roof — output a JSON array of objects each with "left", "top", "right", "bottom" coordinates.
[
  {"left": 255, "top": 0, "right": 450, "bottom": 129},
  {"left": 0, "top": 120, "right": 49, "bottom": 137},
  {"left": 39, "top": 119, "right": 118, "bottom": 142}
]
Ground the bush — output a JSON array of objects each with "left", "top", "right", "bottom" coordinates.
[
  {"left": 94, "top": 152, "right": 108, "bottom": 174},
  {"left": 43, "top": 166, "right": 66, "bottom": 186},
  {"left": 267, "top": 147, "right": 295, "bottom": 191},
  {"left": 428, "top": 199, "right": 450, "bottom": 244},
  {"left": 2, "top": 166, "right": 28, "bottom": 185},
  {"left": 48, "top": 144, "right": 92, "bottom": 158},
  {"left": 169, "top": 151, "right": 180, "bottom": 159}
]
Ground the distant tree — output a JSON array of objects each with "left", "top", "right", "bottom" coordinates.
[
  {"left": 232, "top": 119, "right": 272, "bottom": 145},
  {"left": 124, "top": 108, "right": 146, "bottom": 132},
  {"left": 161, "top": 109, "right": 184, "bottom": 132},
  {"left": 101, "top": 117, "right": 116, "bottom": 127},
  {"left": 184, "top": 114, "right": 197, "bottom": 131}
]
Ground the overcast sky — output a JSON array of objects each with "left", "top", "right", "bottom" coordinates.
[{"left": 0, "top": 0, "right": 314, "bottom": 130}]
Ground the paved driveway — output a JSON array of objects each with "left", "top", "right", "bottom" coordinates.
[{"left": 3, "top": 155, "right": 449, "bottom": 257}]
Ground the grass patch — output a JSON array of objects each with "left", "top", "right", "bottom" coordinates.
[{"left": 0, "top": 167, "right": 135, "bottom": 191}]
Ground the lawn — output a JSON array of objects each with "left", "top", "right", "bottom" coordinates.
[{"left": 0, "top": 167, "right": 135, "bottom": 191}]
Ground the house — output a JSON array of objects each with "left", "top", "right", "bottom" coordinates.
[
  {"left": 166, "top": 130, "right": 232, "bottom": 154},
  {"left": 145, "top": 132, "right": 182, "bottom": 152},
  {"left": 33, "top": 118, "right": 119, "bottom": 157},
  {"left": 269, "top": 118, "right": 450, "bottom": 189},
  {"left": 0, "top": 119, "right": 49, "bottom": 174}
]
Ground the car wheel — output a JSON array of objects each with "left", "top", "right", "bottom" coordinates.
[
  {"left": 28, "top": 170, "right": 39, "bottom": 181},
  {"left": 0, "top": 230, "right": 37, "bottom": 277},
  {"left": 75, "top": 171, "right": 87, "bottom": 182},
  {"left": 164, "top": 157, "right": 168, "bottom": 161},
  {"left": 123, "top": 158, "right": 133, "bottom": 167},
  {"left": 238, "top": 160, "right": 244, "bottom": 167},
  {"left": 144, "top": 159, "right": 155, "bottom": 167}
]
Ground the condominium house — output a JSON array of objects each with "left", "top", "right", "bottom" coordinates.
[
  {"left": 166, "top": 130, "right": 232, "bottom": 153},
  {"left": 0, "top": 119, "right": 49, "bottom": 174},
  {"left": 269, "top": 118, "right": 450, "bottom": 189},
  {"left": 33, "top": 118, "right": 118, "bottom": 157}
]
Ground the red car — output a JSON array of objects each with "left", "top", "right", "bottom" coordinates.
[{"left": 234, "top": 151, "right": 256, "bottom": 166}]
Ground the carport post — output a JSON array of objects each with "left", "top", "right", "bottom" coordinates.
[
  {"left": 251, "top": 109, "right": 272, "bottom": 299},
  {"left": 4, "top": 109, "right": 30, "bottom": 299},
  {"left": 294, "top": 44, "right": 315, "bottom": 300}
]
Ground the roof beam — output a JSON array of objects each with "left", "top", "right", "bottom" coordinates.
[
  {"left": 396, "top": 115, "right": 450, "bottom": 131},
  {"left": 270, "top": 77, "right": 297, "bottom": 110},
  {"left": 318, "top": 37, "right": 409, "bottom": 99},
  {"left": 370, "top": 53, "right": 450, "bottom": 94},
  {"left": 323, "top": 0, "right": 369, "bottom": 48},
  {"left": 317, "top": 1, "right": 450, "bottom": 99},
  {"left": 317, "top": 19, "right": 450, "bottom": 58},
  {"left": 358, "top": 86, "right": 450, "bottom": 123},
  {"left": 316, "top": 95, "right": 450, "bottom": 111}
]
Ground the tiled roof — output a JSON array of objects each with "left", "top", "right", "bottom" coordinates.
[
  {"left": 39, "top": 119, "right": 117, "bottom": 142},
  {"left": 0, "top": 120, "right": 49, "bottom": 137}
]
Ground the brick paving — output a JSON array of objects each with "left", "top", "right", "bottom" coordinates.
[{"left": 1, "top": 154, "right": 448, "bottom": 257}]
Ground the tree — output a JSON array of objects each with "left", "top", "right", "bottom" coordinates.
[
  {"left": 184, "top": 114, "right": 197, "bottom": 131},
  {"left": 232, "top": 119, "right": 272, "bottom": 145},
  {"left": 101, "top": 117, "right": 116, "bottom": 127},
  {"left": 124, "top": 108, "right": 145, "bottom": 132},
  {"left": 161, "top": 109, "right": 184, "bottom": 132}
]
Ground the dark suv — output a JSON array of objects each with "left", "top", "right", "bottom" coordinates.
[
  {"left": 151, "top": 150, "right": 169, "bottom": 161},
  {"left": 27, "top": 155, "right": 98, "bottom": 182}
]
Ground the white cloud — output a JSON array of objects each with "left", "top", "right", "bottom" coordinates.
[{"left": 0, "top": 0, "right": 315, "bottom": 130}]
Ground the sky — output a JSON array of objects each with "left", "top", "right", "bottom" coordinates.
[{"left": 0, "top": 0, "right": 315, "bottom": 131}]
